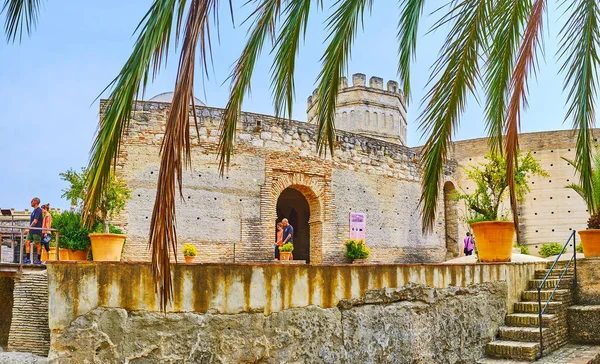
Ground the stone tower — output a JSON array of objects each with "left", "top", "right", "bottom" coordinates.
[{"left": 306, "top": 73, "right": 407, "bottom": 145}]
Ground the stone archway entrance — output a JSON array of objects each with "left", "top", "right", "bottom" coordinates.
[
  {"left": 444, "top": 181, "right": 459, "bottom": 259},
  {"left": 276, "top": 187, "right": 311, "bottom": 262}
]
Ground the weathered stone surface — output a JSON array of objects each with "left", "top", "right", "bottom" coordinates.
[
  {"left": 568, "top": 305, "right": 600, "bottom": 344},
  {"left": 575, "top": 258, "right": 600, "bottom": 305},
  {"left": 49, "top": 282, "right": 507, "bottom": 363}
]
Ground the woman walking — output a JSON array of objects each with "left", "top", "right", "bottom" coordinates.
[
  {"left": 40, "top": 204, "right": 52, "bottom": 262},
  {"left": 274, "top": 222, "right": 283, "bottom": 260}
]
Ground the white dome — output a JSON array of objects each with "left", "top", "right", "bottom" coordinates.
[{"left": 149, "top": 92, "right": 205, "bottom": 106}]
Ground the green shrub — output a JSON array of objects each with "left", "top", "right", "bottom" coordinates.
[
  {"left": 345, "top": 239, "right": 370, "bottom": 260},
  {"left": 519, "top": 245, "right": 530, "bottom": 255},
  {"left": 182, "top": 243, "right": 198, "bottom": 257},
  {"left": 539, "top": 243, "right": 563, "bottom": 258},
  {"left": 279, "top": 242, "right": 294, "bottom": 252},
  {"left": 52, "top": 211, "right": 93, "bottom": 252},
  {"left": 577, "top": 243, "right": 584, "bottom": 253}
]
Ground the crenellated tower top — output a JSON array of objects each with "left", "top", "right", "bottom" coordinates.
[{"left": 306, "top": 73, "right": 407, "bottom": 145}]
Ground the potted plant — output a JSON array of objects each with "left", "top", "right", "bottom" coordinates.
[
  {"left": 50, "top": 211, "right": 92, "bottom": 261},
  {"left": 456, "top": 152, "right": 547, "bottom": 262},
  {"left": 61, "top": 168, "right": 131, "bottom": 262},
  {"left": 564, "top": 153, "right": 600, "bottom": 257},
  {"left": 278, "top": 242, "right": 294, "bottom": 261},
  {"left": 345, "top": 238, "right": 370, "bottom": 264},
  {"left": 182, "top": 243, "right": 197, "bottom": 263}
]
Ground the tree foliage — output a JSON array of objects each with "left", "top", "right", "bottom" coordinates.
[
  {"left": 60, "top": 168, "right": 130, "bottom": 233},
  {"left": 455, "top": 152, "right": 547, "bottom": 224}
]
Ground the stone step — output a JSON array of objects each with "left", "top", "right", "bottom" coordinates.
[
  {"left": 534, "top": 269, "right": 574, "bottom": 280},
  {"left": 514, "top": 301, "right": 564, "bottom": 314},
  {"left": 521, "top": 289, "right": 571, "bottom": 303},
  {"left": 545, "top": 261, "right": 575, "bottom": 269},
  {"left": 505, "top": 313, "right": 555, "bottom": 328},
  {"left": 486, "top": 340, "right": 539, "bottom": 361},
  {"left": 528, "top": 278, "right": 572, "bottom": 290},
  {"left": 498, "top": 326, "right": 548, "bottom": 342}
]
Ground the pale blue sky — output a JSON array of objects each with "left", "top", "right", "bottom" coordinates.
[{"left": 0, "top": 1, "right": 568, "bottom": 210}]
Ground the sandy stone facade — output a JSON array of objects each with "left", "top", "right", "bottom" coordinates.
[
  {"left": 112, "top": 88, "right": 452, "bottom": 263},
  {"left": 111, "top": 72, "right": 596, "bottom": 262}
]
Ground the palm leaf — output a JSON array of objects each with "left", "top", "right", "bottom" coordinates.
[
  {"left": 85, "top": 0, "right": 185, "bottom": 230},
  {"left": 218, "top": 0, "right": 281, "bottom": 174},
  {"left": 271, "top": 0, "right": 311, "bottom": 119},
  {"left": 558, "top": 0, "right": 600, "bottom": 217},
  {"left": 397, "top": 0, "right": 425, "bottom": 104},
  {"left": 484, "top": 0, "right": 531, "bottom": 154},
  {"left": 419, "top": 0, "right": 491, "bottom": 232},
  {"left": 315, "top": 0, "right": 374, "bottom": 157},
  {"left": 503, "top": 0, "right": 545, "bottom": 243},
  {"left": 2, "top": 0, "right": 42, "bottom": 42},
  {"left": 148, "top": 0, "right": 219, "bottom": 311}
]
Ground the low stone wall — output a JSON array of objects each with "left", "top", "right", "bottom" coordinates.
[
  {"left": 575, "top": 258, "right": 600, "bottom": 304},
  {"left": 568, "top": 306, "right": 600, "bottom": 344},
  {"left": 47, "top": 261, "right": 545, "bottom": 332},
  {"left": 49, "top": 282, "right": 507, "bottom": 363},
  {"left": 7, "top": 272, "right": 49, "bottom": 356}
]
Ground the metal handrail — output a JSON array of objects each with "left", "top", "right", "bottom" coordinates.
[
  {"left": 537, "top": 230, "right": 577, "bottom": 358},
  {"left": 0, "top": 226, "right": 61, "bottom": 273}
]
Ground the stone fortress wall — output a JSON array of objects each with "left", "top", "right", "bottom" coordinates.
[
  {"left": 451, "top": 130, "right": 594, "bottom": 255},
  {"left": 112, "top": 79, "right": 452, "bottom": 264},
  {"left": 113, "top": 71, "right": 593, "bottom": 262}
]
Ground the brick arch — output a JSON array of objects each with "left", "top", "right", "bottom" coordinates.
[{"left": 266, "top": 173, "right": 324, "bottom": 263}]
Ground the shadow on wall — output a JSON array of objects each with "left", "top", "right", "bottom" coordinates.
[{"left": 0, "top": 277, "right": 13, "bottom": 349}]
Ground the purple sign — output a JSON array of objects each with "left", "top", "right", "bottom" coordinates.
[{"left": 349, "top": 212, "right": 366, "bottom": 241}]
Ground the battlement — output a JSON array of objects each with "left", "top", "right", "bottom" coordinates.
[
  {"left": 306, "top": 73, "right": 407, "bottom": 145},
  {"left": 307, "top": 73, "right": 402, "bottom": 109}
]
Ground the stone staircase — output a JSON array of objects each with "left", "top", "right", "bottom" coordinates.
[{"left": 483, "top": 261, "right": 574, "bottom": 362}]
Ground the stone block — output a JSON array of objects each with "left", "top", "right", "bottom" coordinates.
[{"left": 568, "top": 305, "right": 600, "bottom": 344}]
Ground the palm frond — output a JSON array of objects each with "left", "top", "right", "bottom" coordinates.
[
  {"left": 565, "top": 183, "right": 588, "bottom": 203},
  {"left": 218, "top": 0, "right": 281, "bottom": 174},
  {"left": 559, "top": 0, "right": 600, "bottom": 217},
  {"left": 148, "top": 0, "right": 218, "bottom": 311},
  {"left": 85, "top": 0, "right": 185, "bottom": 229},
  {"left": 315, "top": 0, "right": 374, "bottom": 157},
  {"left": 2, "top": 0, "right": 42, "bottom": 43},
  {"left": 397, "top": 0, "right": 425, "bottom": 104},
  {"left": 419, "top": 0, "right": 491, "bottom": 232},
  {"left": 271, "top": 0, "right": 311, "bottom": 119},
  {"left": 504, "top": 0, "right": 545, "bottom": 243},
  {"left": 484, "top": 0, "right": 531, "bottom": 154}
]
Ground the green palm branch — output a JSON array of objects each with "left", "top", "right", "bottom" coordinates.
[
  {"left": 1, "top": 0, "right": 43, "bottom": 43},
  {"left": 9, "top": 0, "right": 600, "bottom": 307},
  {"left": 563, "top": 154, "right": 600, "bottom": 216}
]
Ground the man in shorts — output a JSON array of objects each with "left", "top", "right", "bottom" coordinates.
[{"left": 24, "top": 197, "right": 43, "bottom": 264}]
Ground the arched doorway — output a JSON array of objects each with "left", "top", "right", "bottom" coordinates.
[
  {"left": 276, "top": 187, "right": 311, "bottom": 262},
  {"left": 444, "top": 181, "right": 459, "bottom": 259}
]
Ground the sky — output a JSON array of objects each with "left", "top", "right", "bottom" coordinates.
[{"left": 0, "top": 1, "right": 569, "bottom": 211}]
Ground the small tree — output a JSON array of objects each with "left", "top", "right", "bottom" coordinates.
[
  {"left": 455, "top": 152, "right": 548, "bottom": 223},
  {"left": 563, "top": 152, "right": 600, "bottom": 228},
  {"left": 61, "top": 168, "right": 131, "bottom": 233}
]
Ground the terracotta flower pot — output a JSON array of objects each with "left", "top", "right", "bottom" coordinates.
[
  {"left": 279, "top": 252, "right": 292, "bottom": 261},
  {"left": 68, "top": 249, "right": 90, "bottom": 261},
  {"left": 184, "top": 256, "right": 195, "bottom": 263},
  {"left": 90, "top": 233, "right": 126, "bottom": 262},
  {"left": 43, "top": 247, "right": 70, "bottom": 261},
  {"left": 578, "top": 230, "right": 600, "bottom": 258},
  {"left": 470, "top": 221, "right": 514, "bottom": 262}
]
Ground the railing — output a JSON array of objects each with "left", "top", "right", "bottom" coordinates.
[
  {"left": 0, "top": 226, "right": 61, "bottom": 273},
  {"left": 537, "top": 230, "right": 577, "bottom": 358}
]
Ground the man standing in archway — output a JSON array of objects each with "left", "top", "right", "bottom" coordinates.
[{"left": 282, "top": 218, "right": 294, "bottom": 260}]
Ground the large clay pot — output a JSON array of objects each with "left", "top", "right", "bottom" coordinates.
[
  {"left": 279, "top": 252, "right": 292, "bottom": 261},
  {"left": 42, "top": 247, "right": 69, "bottom": 261},
  {"left": 89, "top": 233, "right": 126, "bottom": 262},
  {"left": 578, "top": 230, "right": 600, "bottom": 258},
  {"left": 470, "top": 221, "right": 514, "bottom": 262},
  {"left": 68, "top": 249, "right": 90, "bottom": 261},
  {"left": 184, "top": 256, "right": 195, "bottom": 263}
]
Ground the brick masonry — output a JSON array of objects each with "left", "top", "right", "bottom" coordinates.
[{"left": 7, "top": 272, "right": 50, "bottom": 356}]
